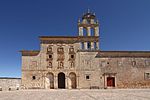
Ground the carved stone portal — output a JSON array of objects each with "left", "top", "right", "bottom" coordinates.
[{"left": 69, "top": 72, "right": 77, "bottom": 89}]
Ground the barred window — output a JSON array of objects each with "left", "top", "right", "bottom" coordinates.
[{"left": 145, "top": 73, "right": 150, "bottom": 80}]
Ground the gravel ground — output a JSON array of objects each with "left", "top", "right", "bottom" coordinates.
[{"left": 0, "top": 89, "right": 150, "bottom": 100}]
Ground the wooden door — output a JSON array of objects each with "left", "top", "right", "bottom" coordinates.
[{"left": 107, "top": 77, "right": 115, "bottom": 87}]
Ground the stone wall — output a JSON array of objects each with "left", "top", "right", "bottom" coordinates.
[
  {"left": 21, "top": 46, "right": 150, "bottom": 89},
  {"left": 21, "top": 43, "right": 81, "bottom": 89},
  {"left": 78, "top": 51, "right": 150, "bottom": 89},
  {"left": 0, "top": 78, "right": 21, "bottom": 91}
]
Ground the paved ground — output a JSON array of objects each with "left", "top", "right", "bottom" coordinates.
[{"left": 0, "top": 89, "right": 150, "bottom": 100}]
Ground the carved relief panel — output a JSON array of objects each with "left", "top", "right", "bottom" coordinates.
[
  {"left": 57, "top": 47, "right": 65, "bottom": 61},
  {"left": 57, "top": 46, "right": 65, "bottom": 69},
  {"left": 69, "top": 46, "right": 76, "bottom": 69},
  {"left": 46, "top": 45, "right": 53, "bottom": 68},
  {"left": 57, "top": 61, "right": 64, "bottom": 69}
]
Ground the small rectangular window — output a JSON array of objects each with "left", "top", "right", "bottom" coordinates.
[
  {"left": 145, "top": 73, "right": 150, "bottom": 80},
  {"left": 49, "top": 55, "right": 52, "bottom": 58},
  {"left": 86, "top": 75, "right": 90, "bottom": 80},
  {"left": 71, "top": 55, "right": 74, "bottom": 59},
  {"left": 32, "top": 76, "right": 36, "bottom": 80}
]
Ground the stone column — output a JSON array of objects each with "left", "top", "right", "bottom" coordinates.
[
  {"left": 43, "top": 75, "right": 46, "bottom": 89},
  {"left": 95, "top": 27, "right": 99, "bottom": 36},
  {"left": 66, "top": 75, "right": 68, "bottom": 89},
  {"left": 91, "top": 42, "right": 94, "bottom": 50},
  {"left": 80, "top": 42, "right": 83, "bottom": 49},
  {"left": 54, "top": 75, "right": 58, "bottom": 89},
  {"left": 87, "top": 27, "right": 91, "bottom": 36},
  {"left": 79, "top": 27, "right": 83, "bottom": 36},
  {"left": 96, "top": 42, "right": 99, "bottom": 50},
  {"left": 84, "top": 42, "right": 87, "bottom": 50},
  {"left": 77, "top": 75, "right": 80, "bottom": 89}
]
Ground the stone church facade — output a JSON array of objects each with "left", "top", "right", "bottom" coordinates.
[{"left": 20, "top": 11, "right": 150, "bottom": 89}]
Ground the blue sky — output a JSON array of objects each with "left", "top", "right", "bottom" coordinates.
[{"left": 0, "top": 0, "right": 150, "bottom": 77}]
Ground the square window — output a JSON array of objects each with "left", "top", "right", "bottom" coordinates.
[
  {"left": 145, "top": 73, "right": 150, "bottom": 80},
  {"left": 86, "top": 75, "right": 90, "bottom": 80},
  {"left": 32, "top": 76, "right": 36, "bottom": 80},
  {"left": 49, "top": 55, "right": 52, "bottom": 58},
  {"left": 71, "top": 55, "right": 74, "bottom": 59}
]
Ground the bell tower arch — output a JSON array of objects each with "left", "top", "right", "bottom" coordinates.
[{"left": 78, "top": 9, "right": 100, "bottom": 50}]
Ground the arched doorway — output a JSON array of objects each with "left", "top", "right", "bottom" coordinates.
[
  {"left": 45, "top": 72, "right": 54, "bottom": 89},
  {"left": 69, "top": 72, "right": 77, "bottom": 89},
  {"left": 58, "top": 72, "right": 65, "bottom": 89}
]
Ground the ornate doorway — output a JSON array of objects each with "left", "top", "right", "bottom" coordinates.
[
  {"left": 69, "top": 72, "right": 77, "bottom": 89},
  {"left": 107, "top": 77, "right": 115, "bottom": 87},
  {"left": 58, "top": 72, "right": 65, "bottom": 89},
  {"left": 45, "top": 72, "right": 54, "bottom": 89}
]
